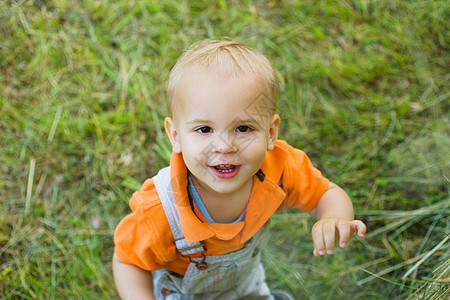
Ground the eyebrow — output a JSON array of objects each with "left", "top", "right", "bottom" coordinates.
[
  {"left": 186, "top": 118, "right": 259, "bottom": 125},
  {"left": 186, "top": 119, "right": 214, "bottom": 125}
]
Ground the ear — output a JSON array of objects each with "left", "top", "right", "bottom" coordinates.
[
  {"left": 267, "top": 114, "right": 280, "bottom": 151},
  {"left": 165, "top": 117, "right": 182, "bottom": 153}
]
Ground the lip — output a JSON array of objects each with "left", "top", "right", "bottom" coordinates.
[{"left": 209, "top": 164, "right": 241, "bottom": 179}]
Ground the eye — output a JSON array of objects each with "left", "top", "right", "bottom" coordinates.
[
  {"left": 195, "top": 126, "right": 213, "bottom": 134},
  {"left": 236, "top": 125, "right": 252, "bottom": 133}
]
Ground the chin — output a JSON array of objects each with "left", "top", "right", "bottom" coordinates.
[{"left": 206, "top": 181, "right": 241, "bottom": 195}]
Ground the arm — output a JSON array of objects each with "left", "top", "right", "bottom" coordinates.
[
  {"left": 112, "top": 253, "right": 156, "bottom": 300},
  {"left": 310, "top": 182, "right": 366, "bottom": 256}
]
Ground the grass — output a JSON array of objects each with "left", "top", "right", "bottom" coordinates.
[{"left": 1, "top": 0, "right": 449, "bottom": 299}]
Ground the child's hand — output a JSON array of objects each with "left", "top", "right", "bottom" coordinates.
[{"left": 311, "top": 218, "right": 366, "bottom": 256}]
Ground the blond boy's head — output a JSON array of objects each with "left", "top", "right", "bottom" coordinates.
[{"left": 167, "top": 39, "right": 277, "bottom": 118}]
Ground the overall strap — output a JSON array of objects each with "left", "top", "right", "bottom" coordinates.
[{"left": 153, "top": 167, "right": 206, "bottom": 257}]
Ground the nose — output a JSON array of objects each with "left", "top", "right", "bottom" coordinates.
[{"left": 211, "top": 135, "right": 238, "bottom": 154}]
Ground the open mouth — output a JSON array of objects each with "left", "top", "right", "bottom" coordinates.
[
  {"left": 209, "top": 164, "right": 240, "bottom": 179},
  {"left": 213, "top": 164, "right": 237, "bottom": 172}
]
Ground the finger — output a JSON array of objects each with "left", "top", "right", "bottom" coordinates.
[
  {"left": 322, "top": 221, "right": 336, "bottom": 254},
  {"left": 313, "top": 248, "right": 320, "bottom": 257},
  {"left": 350, "top": 220, "right": 367, "bottom": 238},
  {"left": 336, "top": 220, "right": 351, "bottom": 248},
  {"left": 311, "top": 223, "right": 325, "bottom": 256}
]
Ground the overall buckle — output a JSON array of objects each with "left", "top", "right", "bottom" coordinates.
[{"left": 181, "top": 244, "right": 208, "bottom": 270}]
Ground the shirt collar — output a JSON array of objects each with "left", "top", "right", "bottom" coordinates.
[{"left": 169, "top": 152, "right": 286, "bottom": 243}]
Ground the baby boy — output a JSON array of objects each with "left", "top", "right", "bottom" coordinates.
[{"left": 113, "top": 39, "right": 366, "bottom": 300}]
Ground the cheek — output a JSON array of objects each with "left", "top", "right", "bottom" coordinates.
[
  {"left": 244, "top": 132, "right": 268, "bottom": 149},
  {"left": 181, "top": 139, "right": 210, "bottom": 163},
  {"left": 241, "top": 139, "right": 268, "bottom": 161}
]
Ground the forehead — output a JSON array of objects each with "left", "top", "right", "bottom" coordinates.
[
  {"left": 172, "top": 67, "right": 274, "bottom": 120},
  {"left": 172, "top": 68, "right": 273, "bottom": 124}
]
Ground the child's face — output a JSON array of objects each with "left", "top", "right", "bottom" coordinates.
[{"left": 165, "top": 68, "right": 279, "bottom": 198}]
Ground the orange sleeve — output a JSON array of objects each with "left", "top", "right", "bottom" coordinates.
[
  {"left": 280, "top": 142, "right": 330, "bottom": 212},
  {"left": 114, "top": 180, "right": 176, "bottom": 271}
]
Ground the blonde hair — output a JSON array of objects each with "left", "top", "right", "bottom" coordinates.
[{"left": 167, "top": 39, "right": 277, "bottom": 116}]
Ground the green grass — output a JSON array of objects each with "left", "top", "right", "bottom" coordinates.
[{"left": 1, "top": 0, "right": 448, "bottom": 299}]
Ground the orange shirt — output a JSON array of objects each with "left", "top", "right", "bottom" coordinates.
[{"left": 114, "top": 140, "right": 329, "bottom": 275}]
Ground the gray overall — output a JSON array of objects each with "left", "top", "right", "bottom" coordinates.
[{"left": 152, "top": 167, "right": 274, "bottom": 300}]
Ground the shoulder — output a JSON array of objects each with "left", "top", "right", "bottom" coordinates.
[
  {"left": 262, "top": 140, "right": 308, "bottom": 180},
  {"left": 268, "top": 140, "right": 308, "bottom": 162},
  {"left": 273, "top": 140, "right": 329, "bottom": 212},
  {"left": 272, "top": 139, "right": 323, "bottom": 180},
  {"left": 129, "top": 178, "right": 162, "bottom": 212},
  {"left": 114, "top": 177, "right": 177, "bottom": 268},
  {"left": 126, "top": 178, "right": 172, "bottom": 243},
  {"left": 273, "top": 140, "right": 307, "bottom": 158}
]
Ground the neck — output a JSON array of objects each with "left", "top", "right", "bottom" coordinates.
[{"left": 190, "top": 177, "right": 253, "bottom": 223}]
